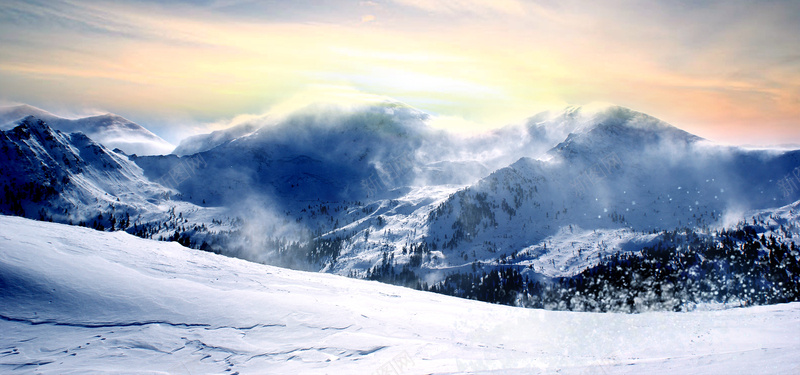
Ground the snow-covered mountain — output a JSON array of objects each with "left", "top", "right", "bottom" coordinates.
[
  {"left": 172, "top": 121, "right": 261, "bottom": 156},
  {"left": 122, "top": 104, "right": 800, "bottom": 283},
  {"left": 135, "top": 102, "right": 444, "bottom": 204},
  {"left": 2, "top": 102, "right": 799, "bottom": 311},
  {"left": 0, "top": 104, "right": 173, "bottom": 155},
  {"left": 283, "top": 106, "right": 796, "bottom": 285},
  {"left": 139, "top": 102, "right": 624, "bottom": 207},
  {"left": 421, "top": 106, "right": 799, "bottom": 257},
  {"left": 0, "top": 104, "right": 62, "bottom": 124},
  {"left": 2, "top": 215, "right": 798, "bottom": 374},
  {"left": 166, "top": 103, "right": 618, "bottom": 180},
  {"left": 0, "top": 116, "right": 170, "bottom": 225},
  {"left": 446, "top": 105, "right": 633, "bottom": 171}
]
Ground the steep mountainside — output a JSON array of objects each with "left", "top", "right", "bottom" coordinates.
[{"left": 0, "top": 116, "right": 170, "bottom": 225}]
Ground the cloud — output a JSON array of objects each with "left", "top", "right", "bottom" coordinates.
[
  {"left": 0, "top": 0, "right": 798, "bottom": 146},
  {"left": 205, "top": 112, "right": 270, "bottom": 132},
  {"left": 189, "top": 85, "right": 400, "bottom": 134},
  {"left": 391, "top": 0, "right": 526, "bottom": 16}
]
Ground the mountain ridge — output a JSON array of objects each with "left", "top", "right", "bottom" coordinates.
[
  {"left": 0, "top": 116, "right": 170, "bottom": 225},
  {"left": 0, "top": 104, "right": 173, "bottom": 156},
  {"left": 2, "top": 103, "right": 800, "bottom": 313}
]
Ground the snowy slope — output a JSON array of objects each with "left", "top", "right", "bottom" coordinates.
[
  {"left": 1, "top": 215, "right": 799, "bottom": 374},
  {"left": 0, "top": 105, "right": 173, "bottom": 155}
]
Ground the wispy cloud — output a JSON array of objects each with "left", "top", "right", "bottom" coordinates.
[
  {"left": 0, "top": 0, "right": 797, "bottom": 145},
  {"left": 391, "top": 0, "right": 527, "bottom": 16}
]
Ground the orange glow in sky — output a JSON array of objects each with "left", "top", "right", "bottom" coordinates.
[{"left": 0, "top": 0, "right": 798, "bottom": 145}]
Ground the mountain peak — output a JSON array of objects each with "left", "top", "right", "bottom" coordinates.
[
  {"left": 13, "top": 115, "right": 57, "bottom": 138},
  {"left": 534, "top": 104, "right": 703, "bottom": 142},
  {"left": 80, "top": 113, "right": 145, "bottom": 132},
  {"left": 18, "top": 114, "right": 43, "bottom": 125},
  {"left": 0, "top": 104, "right": 59, "bottom": 126},
  {"left": 586, "top": 106, "right": 703, "bottom": 142},
  {"left": 0, "top": 104, "right": 173, "bottom": 155},
  {"left": 249, "top": 101, "right": 431, "bottom": 142},
  {"left": 519, "top": 104, "right": 701, "bottom": 162},
  {"left": 9, "top": 104, "right": 40, "bottom": 112},
  {"left": 539, "top": 105, "right": 705, "bottom": 163}
]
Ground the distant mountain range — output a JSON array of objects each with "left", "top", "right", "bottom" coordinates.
[
  {"left": 1, "top": 101, "right": 799, "bottom": 310},
  {"left": 0, "top": 104, "right": 174, "bottom": 155}
]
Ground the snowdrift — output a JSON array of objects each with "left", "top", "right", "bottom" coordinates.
[{"left": 1, "top": 215, "right": 798, "bottom": 374}]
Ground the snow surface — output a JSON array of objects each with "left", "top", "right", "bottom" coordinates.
[{"left": 2, "top": 215, "right": 799, "bottom": 374}]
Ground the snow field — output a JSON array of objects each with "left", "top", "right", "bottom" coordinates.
[{"left": 1, "top": 215, "right": 798, "bottom": 374}]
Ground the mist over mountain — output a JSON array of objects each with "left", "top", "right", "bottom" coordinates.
[
  {"left": 172, "top": 121, "right": 261, "bottom": 156},
  {"left": 422, "top": 106, "right": 799, "bottom": 269},
  {"left": 0, "top": 104, "right": 174, "bottom": 156},
  {"left": 2, "top": 101, "right": 799, "bottom": 313}
]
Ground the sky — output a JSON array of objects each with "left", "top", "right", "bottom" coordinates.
[{"left": 0, "top": 0, "right": 798, "bottom": 145}]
